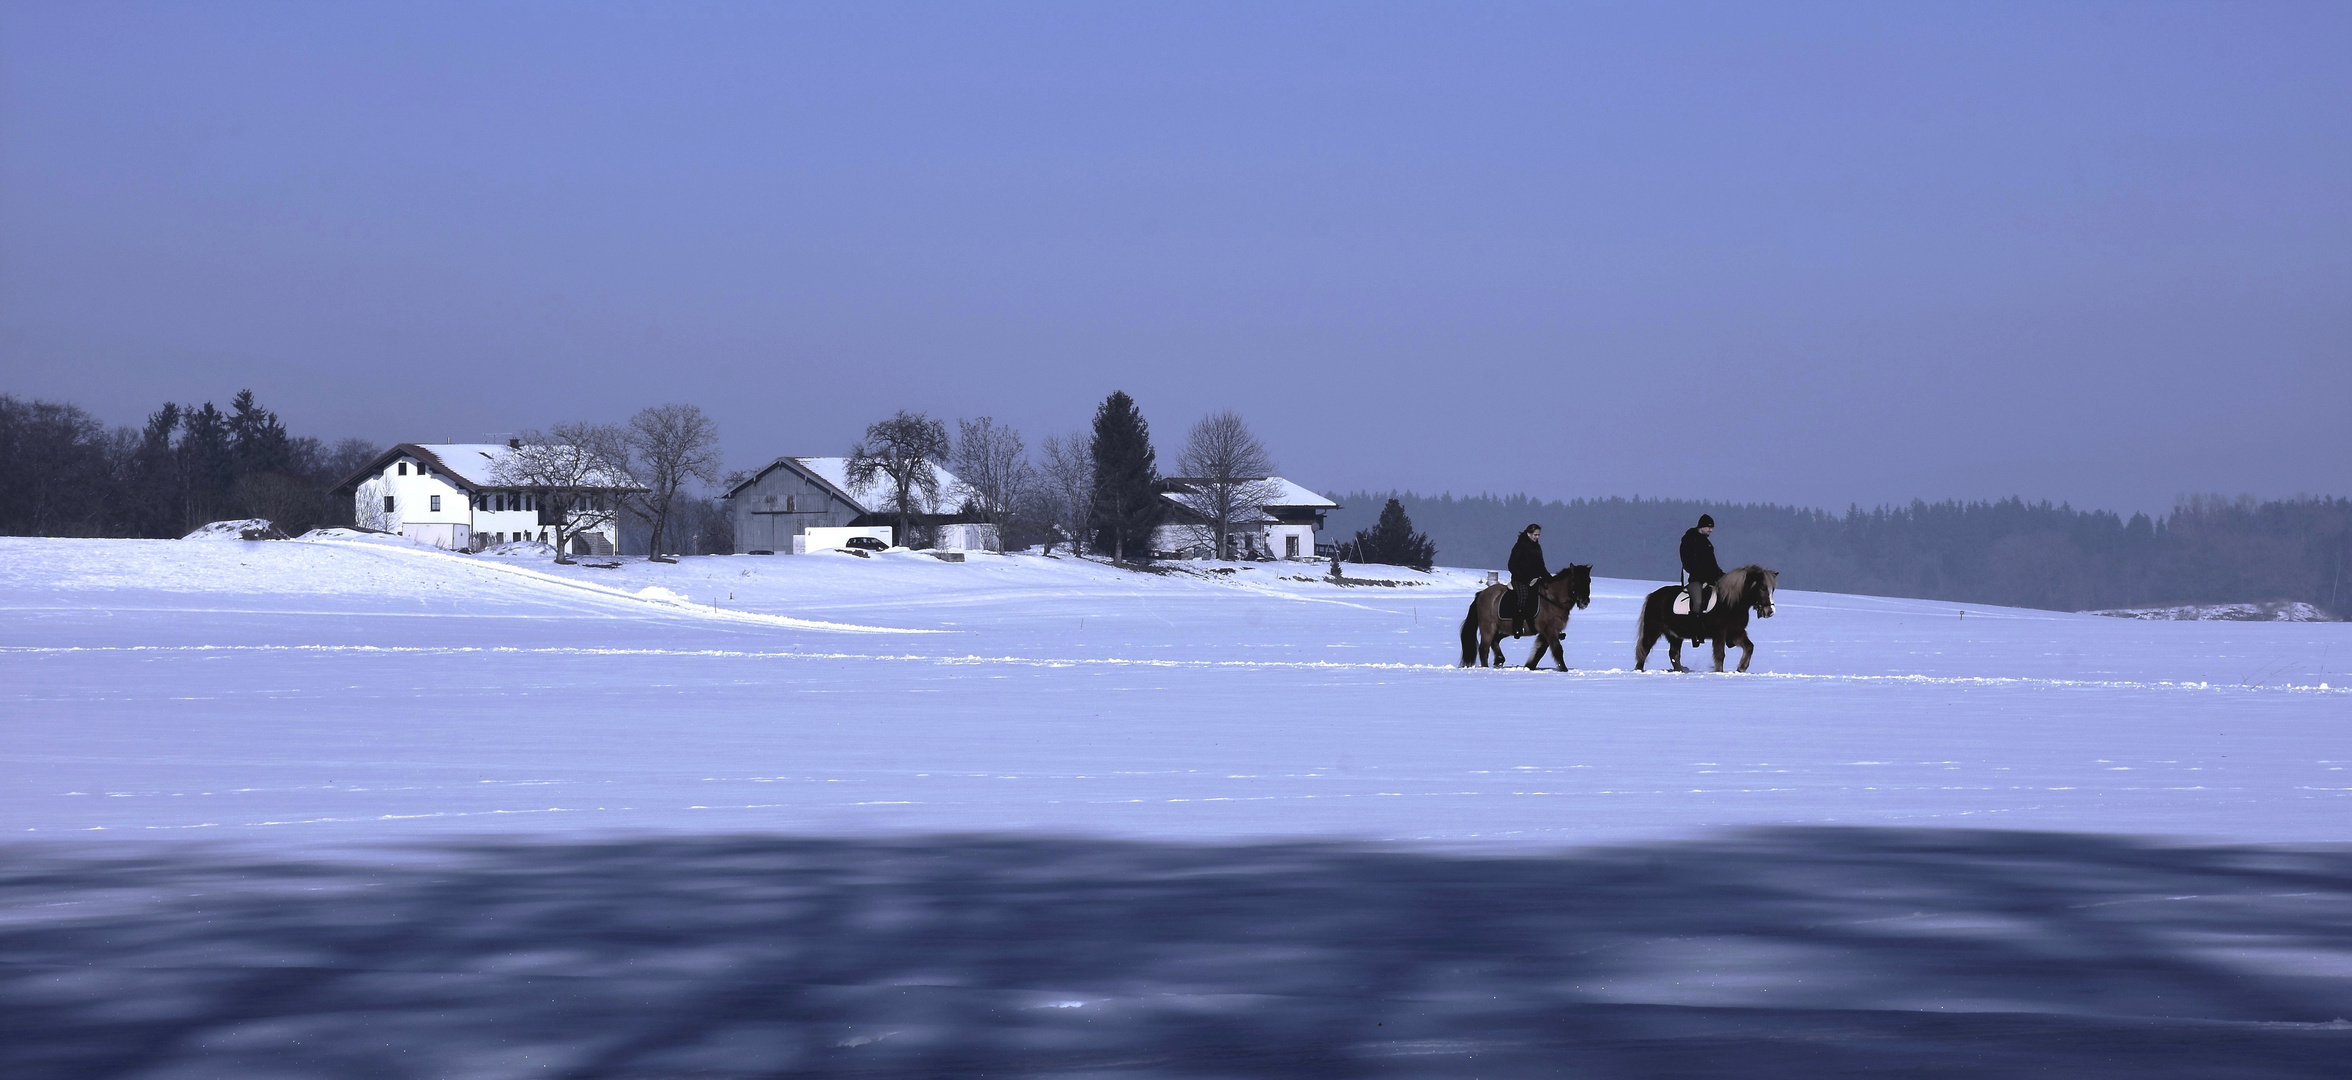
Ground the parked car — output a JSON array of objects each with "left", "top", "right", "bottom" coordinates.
[{"left": 842, "top": 535, "right": 889, "bottom": 552}]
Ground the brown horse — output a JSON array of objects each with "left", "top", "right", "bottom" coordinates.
[
  {"left": 1634, "top": 565, "right": 1778, "bottom": 673},
  {"left": 1460, "top": 565, "right": 1593, "bottom": 670}
]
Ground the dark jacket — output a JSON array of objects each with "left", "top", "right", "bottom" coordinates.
[
  {"left": 1680, "top": 528, "right": 1723, "bottom": 585},
  {"left": 1508, "top": 534, "right": 1548, "bottom": 583}
]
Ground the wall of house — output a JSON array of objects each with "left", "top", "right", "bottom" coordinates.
[
  {"left": 1151, "top": 520, "right": 1320, "bottom": 560},
  {"left": 351, "top": 453, "right": 623, "bottom": 554},
  {"left": 1265, "top": 523, "right": 1316, "bottom": 560},
  {"left": 730, "top": 468, "right": 860, "bottom": 553},
  {"left": 466, "top": 490, "right": 571, "bottom": 549},
  {"left": 355, "top": 454, "right": 474, "bottom": 549},
  {"left": 933, "top": 523, "right": 999, "bottom": 552}
]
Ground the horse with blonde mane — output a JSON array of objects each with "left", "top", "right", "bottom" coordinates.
[{"left": 1635, "top": 565, "right": 1778, "bottom": 673}]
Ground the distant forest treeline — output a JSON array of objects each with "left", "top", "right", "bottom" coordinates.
[
  {"left": 1324, "top": 491, "right": 2352, "bottom": 617},
  {"left": 7, "top": 389, "right": 2347, "bottom": 616},
  {"left": 0, "top": 392, "right": 377, "bottom": 538}
]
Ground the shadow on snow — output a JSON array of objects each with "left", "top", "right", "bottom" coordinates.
[{"left": 4, "top": 828, "right": 2351, "bottom": 1078}]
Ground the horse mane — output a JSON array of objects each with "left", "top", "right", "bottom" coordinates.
[{"left": 1724, "top": 564, "right": 1773, "bottom": 600}]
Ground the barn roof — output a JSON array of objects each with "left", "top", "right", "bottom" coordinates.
[{"left": 723, "top": 456, "right": 970, "bottom": 515}]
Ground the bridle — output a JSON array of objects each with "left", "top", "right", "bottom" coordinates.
[{"left": 1531, "top": 572, "right": 1590, "bottom": 615}]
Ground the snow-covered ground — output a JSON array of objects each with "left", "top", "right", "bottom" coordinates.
[
  {"left": 5, "top": 535, "right": 2350, "bottom": 1076},
  {"left": 6, "top": 535, "right": 2344, "bottom": 847}
]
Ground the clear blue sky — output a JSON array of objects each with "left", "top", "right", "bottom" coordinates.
[{"left": 3, "top": 1, "right": 2345, "bottom": 516}]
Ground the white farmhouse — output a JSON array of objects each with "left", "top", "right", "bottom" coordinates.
[
  {"left": 332, "top": 442, "right": 644, "bottom": 554},
  {"left": 1153, "top": 477, "right": 1339, "bottom": 560}
]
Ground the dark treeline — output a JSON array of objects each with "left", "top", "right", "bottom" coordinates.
[
  {"left": 1324, "top": 491, "right": 2352, "bottom": 617},
  {"left": 615, "top": 495, "right": 735, "bottom": 557},
  {"left": 0, "top": 392, "right": 376, "bottom": 538}
]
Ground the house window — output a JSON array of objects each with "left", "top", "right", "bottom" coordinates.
[
  {"left": 397, "top": 462, "right": 408, "bottom": 475},
  {"left": 785, "top": 495, "right": 796, "bottom": 512},
  {"left": 384, "top": 495, "right": 395, "bottom": 514},
  {"left": 430, "top": 495, "right": 441, "bottom": 512}
]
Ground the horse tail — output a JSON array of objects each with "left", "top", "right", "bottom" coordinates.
[{"left": 1459, "top": 596, "right": 1480, "bottom": 666}]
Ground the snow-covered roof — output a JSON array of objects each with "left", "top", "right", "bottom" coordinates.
[
  {"left": 1259, "top": 477, "right": 1338, "bottom": 509},
  {"left": 410, "top": 444, "right": 522, "bottom": 489},
  {"left": 333, "top": 443, "right": 642, "bottom": 493},
  {"left": 732, "top": 456, "right": 971, "bottom": 515},
  {"left": 412, "top": 443, "right": 639, "bottom": 490},
  {"left": 1161, "top": 476, "right": 1337, "bottom": 510}
]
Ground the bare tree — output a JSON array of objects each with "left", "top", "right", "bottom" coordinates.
[
  {"left": 1170, "top": 410, "right": 1280, "bottom": 560},
  {"left": 353, "top": 476, "right": 392, "bottom": 532},
  {"left": 951, "top": 417, "right": 1031, "bottom": 550},
  {"left": 622, "top": 404, "right": 722, "bottom": 561},
  {"left": 1035, "top": 431, "right": 1094, "bottom": 555},
  {"left": 492, "top": 422, "right": 638, "bottom": 562},
  {"left": 845, "top": 411, "right": 950, "bottom": 548}
]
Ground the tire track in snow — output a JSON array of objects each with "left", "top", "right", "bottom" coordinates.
[
  {"left": 4, "top": 643, "right": 2342, "bottom": 694},
  {"left": 319, "top": 541, "right": 939, "bottom": 634}
]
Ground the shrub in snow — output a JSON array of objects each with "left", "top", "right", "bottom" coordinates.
[
  {"left": 182, "top": 519, "right": 285, "bottom": 541},
  {"left": 2088, "top": 601, "right": 2336, "bottom": 623}
]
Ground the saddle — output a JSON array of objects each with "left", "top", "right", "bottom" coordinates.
[
  {"left": 1502, "top": 590, "right": 1534, "bottom": 624},
  {"left": 1672, "top": 585, "right": 1718, "bottom": 616}
]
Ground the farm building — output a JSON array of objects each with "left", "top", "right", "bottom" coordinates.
[
  {"left": 330, "top": 442, "right": 643, "bottom": 554},
  {"left": 1153, "top": 477, "right": 1338, "bottom": 560},
  {"left": 723, "top": 456, "right": 995, "bottom": 554}
]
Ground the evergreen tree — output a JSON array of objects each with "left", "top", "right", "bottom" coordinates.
[
  {"left": 177, "top": 402, "right": 234, "bottom": 530},
  {"left": 1087, "top": 391, "right": 1162, "bottom": 561},
  {"left": 123, "top": 403, "right": 184, "bottom": 537},
  {"left": 227, "top": 389, "right": 292, "bottom": 476},
  {"left": 1351, "top": 497, "right": 1437, "bottom": 570}
]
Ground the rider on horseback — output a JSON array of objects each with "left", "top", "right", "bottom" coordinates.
[
  {"left": 1508, "top": 523, "right": 1548, "bottom": 638},
  {"left": 1680, "top": 514, "right": 1722, "bottom": 614}
]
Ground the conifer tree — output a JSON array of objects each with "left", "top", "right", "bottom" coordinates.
[
  {"left": 1351, "top": 497, "right": 1437, "bottom": 570},
  {"left": 123, "top": 403, "right": 184, "bottom": 537},
  {"left": 1087, "top": 391, "right": 1162, "bottom": 561},
  {"left": 177, "top": 402, "right": 234, "bottom": 529},
  {"left": 227, "top": 389, "right": 292, "bottom": 476}
]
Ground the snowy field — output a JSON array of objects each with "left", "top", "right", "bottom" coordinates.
[{"left": 4, "top": 534, "right": 2350, "bottom": 1077}]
